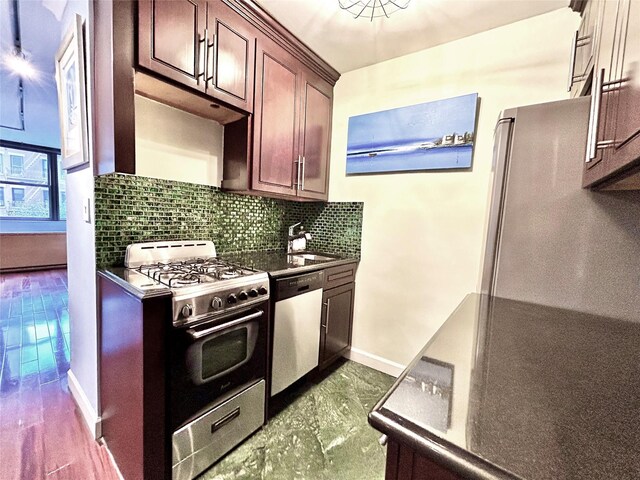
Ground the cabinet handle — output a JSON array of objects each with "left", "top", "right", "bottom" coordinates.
[
  {"left": 567, "top": 31, "right": 592, "bottom": 92},
  {"left": 567, "top": 30, "right": 578, "bottom": 92},
  {"left": 206, "top": 32, "right": 216, "bottom": 84},
  {"left": 586, "top": 68, "right": 625, "bottom": 162},
  {"left": 301, "top": 156, "right": 306, "bottom": 191},
  {"left": 197, "top": 32, "right": 206, "bottom": 85},
  {"left": 586, "top": 67, "right": 602, "bottom": 162},
  {"left": 322, "top": 300, "right": 330, "bottom": 330},
  {"left": 294, "top": 155, "right": 301, "bottom": 190}
]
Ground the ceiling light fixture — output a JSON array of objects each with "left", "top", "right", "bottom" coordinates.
[
  {"left": 338, "top": 0, "right": 411, "bottom": 21},
  {"left": 3, "top": 49, "right": 38, "bottom": 80}
]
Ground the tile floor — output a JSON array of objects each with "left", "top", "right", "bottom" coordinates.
[
  {"left": 0, "top": 269, "right": 395, "bottom": 480},
  {"left": 200, "top": 361, "right": 395, "bottom": 480}
]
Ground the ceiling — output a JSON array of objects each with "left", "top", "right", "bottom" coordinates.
[
  {"left": 0, "top": 0, "right": 64, "bottom": 147},
  {"left": 254, "top": 0, "right": 570, "bottom": 73}
]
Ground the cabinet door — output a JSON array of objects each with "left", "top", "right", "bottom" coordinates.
[
  {"left": 138, "top": 0, "right": 207, "bottom": 91},
  {"left": 610, "top": 0, "right": 640, "bottom": 170},
  {"left": 206, "top": 1, "right": 255, "bottom": 113},
  {"left": 570, "top": 0, "right": 599, "bottom": 97},
  {"left": 252, "top": 37, "right": 301, "bottom": 196},
  {"left": 319, "top": 283, "right": 354, "bottom": 370},
  {"left": 583, "top": 0, "right": 618, "bottom": 186},
  {"left": 299, "top": 70, "right": 332, "bottom": 200}
]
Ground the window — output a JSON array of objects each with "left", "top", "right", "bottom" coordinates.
[
  {"left": 0, "top": 142, "right": 65, "bottom": 220},
  {"left": 0, "top": 187, "right": 4, "bottom": 207},
  {"left": 10, "top": 155, "right": 24, "bottom": 175},
  {"left": 12, "top": 187, "right": 25, "bottom": 203}
]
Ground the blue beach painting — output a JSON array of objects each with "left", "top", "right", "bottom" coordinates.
[{"left": 346, "top": 93, "right": 478, "bottom": 174}]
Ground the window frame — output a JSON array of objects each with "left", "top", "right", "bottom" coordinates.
[
  {"left": 0, "top": 140, "right": 63, "bottom": 221},
  {"left": 0, "top": 186, "right": 4, "bottom": 207},
  {"left": 12, "top": 187, "right": 25, "bottom": 203},
  {"left": 10, "top": 154, "right": 24, "bottom": 176}
]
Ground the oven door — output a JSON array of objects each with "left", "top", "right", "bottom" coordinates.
[
  {"left": 169, "top": 305, "right": 267, "bottom": 431},
  {"left": 186, "top": 310, "right": 261, "bottom": 385}
]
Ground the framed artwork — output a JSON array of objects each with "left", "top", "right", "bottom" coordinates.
[
  {"left": 346, "top": 93, "right": 479, "bottom": 175},
  {"left": 55, "top": 14, "right": 89, "bottom": 170}
]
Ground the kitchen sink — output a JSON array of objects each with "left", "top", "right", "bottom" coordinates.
[{"left": 288, "top": 253, "right": 336, "bottom": 262}]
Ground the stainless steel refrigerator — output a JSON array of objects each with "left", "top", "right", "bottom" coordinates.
[{"left": 481, "top": 96, "right": 640, "bottom": 323}]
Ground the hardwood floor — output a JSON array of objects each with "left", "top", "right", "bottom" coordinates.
[{"left": 0, "top": 270, "right": 119, "bottom": 480}]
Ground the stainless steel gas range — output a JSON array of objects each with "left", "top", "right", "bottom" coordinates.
[{"left": 123, "top": 240, "right": 270, "bottom": 480}]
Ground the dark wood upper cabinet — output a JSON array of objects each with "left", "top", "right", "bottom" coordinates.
[
  {"left": 135, "top": 0, "right": 340, "bottom": 199},
  {"left": 582, "top": 0, "right": 640, "bottom": 189},
  {"left": 138, "top": 0, "right": 255, "bottom": 113},
  {"left": 138, "top": 0, "right": 208, "bottom": 92},
  {"left": 299, "top": 70, "right": 332, "bottom": 200},
  {"left": 568, "top": 0, "right": 598, "bottom": 98},
  {"left": 250, "top": 41, "right": 333, "bottom": 201},
  {"left": 252, "top": 37, "right": 301, "bottom": 197},
  {"left": 609, "top": 0, "right": 640, "bottom": 178},
  {"left": 206, "top": 1, "right": 256, "bottom": 112}
]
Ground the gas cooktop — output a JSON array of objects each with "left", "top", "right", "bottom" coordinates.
[
  {"left": 136, "top": 258, "right": 258, "bottom": 289},
  {"left": 124, "top": 241, "right": 270, "bottom": 326}
]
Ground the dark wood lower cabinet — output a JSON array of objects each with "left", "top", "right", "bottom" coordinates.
[
  {"left": 99, "top": 273, "right": 172, "bottom": 480},
  {"left": 386, "top": 440, "right": 464, "bottom": 480},
  {"left": 319, "top": 282, "right": 354, "bottom": 370}
]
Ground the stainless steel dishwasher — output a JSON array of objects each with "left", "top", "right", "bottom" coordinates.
[{"left": 270, "top": 270, "right": 324, "bottom": 396}]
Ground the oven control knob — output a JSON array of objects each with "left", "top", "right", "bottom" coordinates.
[
  {"left": 181, "top": 304, "right": 193, "bottom": 318},
  {"left": 211, "top": 297, "right": 223, "bottom": 310},
  {"left": 257, "top": 286, "right": 268, "bottom": 295},
  {"left": 238, "top": 291, "right": 248, "bottom": 301},
  {"left": 248, "top": 288, "right": 259, "bottom": 298},
  {"left": 227, "top": 294, "right": 237, "bottom": 305}
]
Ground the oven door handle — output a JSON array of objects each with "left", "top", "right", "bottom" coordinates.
[{"left": 187, "top": 310, "right": 263, "bottom": 339}]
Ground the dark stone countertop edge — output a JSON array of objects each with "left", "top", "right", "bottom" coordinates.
[
  {"left": 367, "top": 293, "right": 522, "bottom": 480},
  {"left": 265, "top": 256, "right": 358, "bottom": 278},
  {"left": 368, "top": 409, "right": 521, "bottom": 480},
  {"left": 220, "top": 250, "right": 359, "bottom": 278},
  {"left": 97, "top": 269, "right": 171, "bottom": 301}
]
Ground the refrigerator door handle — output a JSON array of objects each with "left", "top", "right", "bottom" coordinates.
[{"left": 481, "top": 116, "right": 515, "bottom": 295}]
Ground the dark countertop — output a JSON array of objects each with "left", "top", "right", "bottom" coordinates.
[
  {"left": 98, "top": 267, "right": 171, "bottom": 300},
  {"left": 220, "top": 250, "right": 358, "bottom": 278},
  {"left": 98, "top": 250, "right": 358, "bottom": 298},
  {"left": 369, "top": 294, "right": 640, "bottom": 480}
]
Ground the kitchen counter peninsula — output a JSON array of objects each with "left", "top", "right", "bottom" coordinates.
[
  {"left": 369, "top": 294, "right": 640, "bottom": 480},
  {"left": 221, "top": 250, "right": 357, "bottom": 278}
]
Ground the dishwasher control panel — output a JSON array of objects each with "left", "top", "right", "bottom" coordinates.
[{"left": 274, "top": 270, "right": 324, "bottom": 301}]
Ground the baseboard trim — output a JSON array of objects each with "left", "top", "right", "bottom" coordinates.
[
  {"left": 101, "top": 439, "right": 125, "bottom": 480},
  {"left": 345, "top": 347, "right": 406, "bottom": 377},
  {"left": 0, "top": 264, "right": 67, "bottom": 273},
  {"left": 67, "top": 369, "right": 102, "bottom": 439}
]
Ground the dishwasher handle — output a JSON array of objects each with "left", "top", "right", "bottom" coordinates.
[{"left": 274, "top": 270, "right": 324, "bottom": 301}]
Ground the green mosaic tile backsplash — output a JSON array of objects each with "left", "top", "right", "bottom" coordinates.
[{"left": 94, "top": 174, "right": 363, "bottom": 266}]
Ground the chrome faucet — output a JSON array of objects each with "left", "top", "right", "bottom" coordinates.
[
  {"left": 288, "top": 222, "right": 302, "bottom": 238},
  {"left": 287, "top": 222, "right": 311, "bottom": 253}
]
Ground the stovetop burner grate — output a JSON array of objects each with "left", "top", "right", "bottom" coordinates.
[{"left": 136, "top": 257, "right": 257, "bottom": 289}]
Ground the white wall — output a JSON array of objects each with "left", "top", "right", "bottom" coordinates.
[
  {"left": 332, "top": 9, "right": 581, "bottom": 368},
  {"left": 135, "top": 95, "right": 224, "bottom": 186},
  {"left": 62, "top": 0, "right": 101, "bottom": 435}
]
